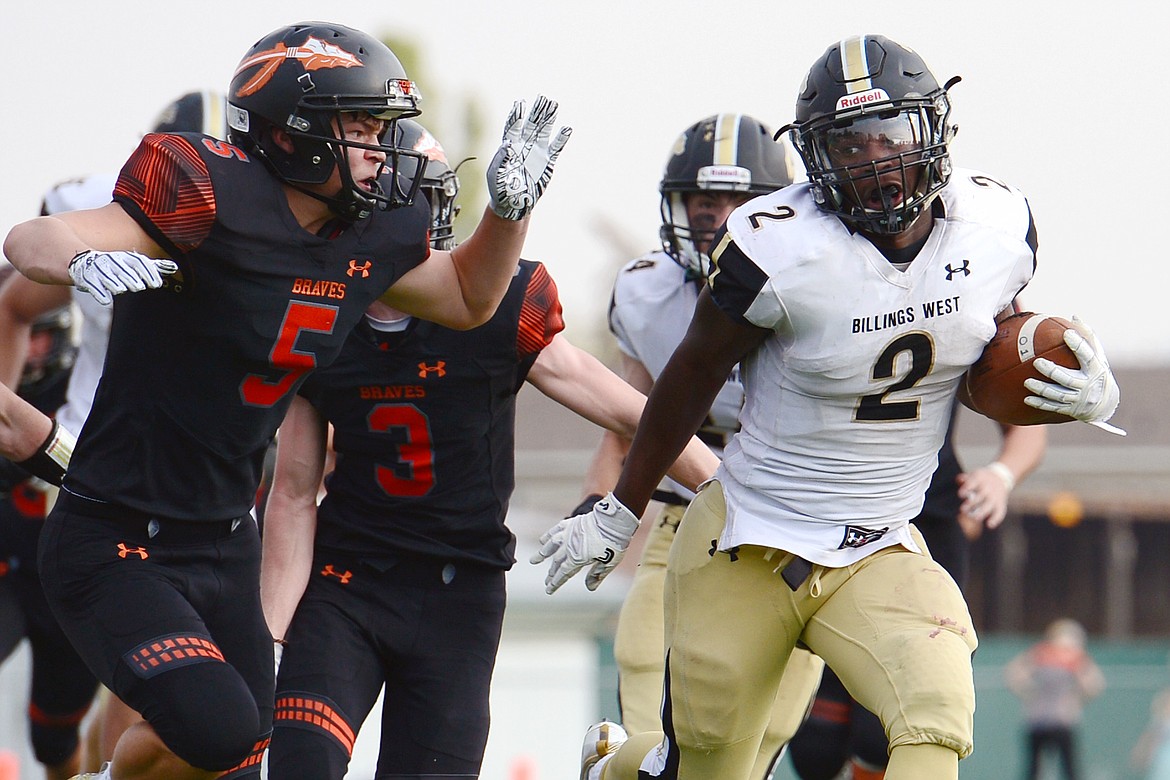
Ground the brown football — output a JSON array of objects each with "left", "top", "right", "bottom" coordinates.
[{"left": 964, "top": 312, "right": 1080, "bottom": 426}]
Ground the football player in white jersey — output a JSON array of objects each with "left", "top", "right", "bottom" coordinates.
[
  {"left": 0, "top": 91, "right": 227, "bottom": 778},
  {"left": 575, "top": 113, "right": 824, "bottom": 779},
  {"left": 534, "top": 34, "right": 1120, "bottom": 780}
]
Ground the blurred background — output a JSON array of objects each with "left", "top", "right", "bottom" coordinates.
[{"left": 1, "top": 1, "right": 1166, "bottom": 778}]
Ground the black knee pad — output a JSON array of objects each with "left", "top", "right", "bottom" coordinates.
[
  {"left": 126, "top": 660, "right": 261, "bottom": 771},
  {"left": 789, "top": 718, "right": 851, "bottom": 780},
  {"left": 849, "top": 705, "right": 889, "bottom": 768},
  {"left": 30, "top": 721, "right": 81, "bottom": 768},
  {"left": 788, "top": 670, "right": 852, "bottom": 780},
  {"left": 269, "top": 691, "right": 354, "bottom": 780}
]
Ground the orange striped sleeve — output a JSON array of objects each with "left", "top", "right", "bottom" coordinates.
[
  {"left": 114, "top": 133, "right": 216, "bottom": 253},
  {"left": 517, "top": 262, "right": 565, "bottom": 357}
]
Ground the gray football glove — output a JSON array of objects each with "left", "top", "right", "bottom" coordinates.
[
  {"left": 530, "top": 491, "right": 639, "bottom": 594},
  {"left": 486, "top": 96, "right": 572, "bottom": 221},
  {"left": 1024, "top": 315, "right": 1124, "bottom": 435},
  {"left": 68, "top": 250, "right": 178, "bottom": 307}
]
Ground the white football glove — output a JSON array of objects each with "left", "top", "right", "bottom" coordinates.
[
  {"left": 486, "top": 96, "right": 572, "bottom": 221},
  {"left": 68, "top": 250, "right": 178, "bottom": 307},
  {"left": 1023, "top": 316, "right": 1124, "bottom": 435},
  {"left": 530, "top": 491, "right": 640, "bottom": 594}
]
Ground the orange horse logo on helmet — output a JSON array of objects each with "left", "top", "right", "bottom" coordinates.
[{"left": 233, "top": 36, "right": 364, "bottom": 98}]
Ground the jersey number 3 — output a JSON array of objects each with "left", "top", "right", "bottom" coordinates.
[
  {"left": 369, "top": 404, "right": 436, "bottom": 497},
  {"left": 855, "top": 332, "right": 934, "bottom": 422}
]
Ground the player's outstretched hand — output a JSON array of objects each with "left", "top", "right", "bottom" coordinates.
[
  {"left": 68, "top": 250, "right": 178, "bottom": 307},
  {"left": 487, "top": 96, "right": 572, "bottom": 221},
  {"left": 530, "top": 491, "right": 639, "bottom": 594},
  {"left": 1023, "top": 316, "right": 1124, "bottom": 435}
]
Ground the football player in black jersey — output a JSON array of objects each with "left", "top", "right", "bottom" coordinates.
[
  {"left": 0, "top": 290, "right": 93, "bottom": 780},
  {"left": 2, "top": 21, "right": 569, "bottom": 780},
  {"left": 259, "top": 121, "right": 716, "bottom": 780},
  {"left": 0, "top": 89, "right": 232, "bottom": 776}
]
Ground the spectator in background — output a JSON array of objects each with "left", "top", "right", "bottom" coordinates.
[{"left": 1006, "top": 618, "right": 1105, "bottom": 780}]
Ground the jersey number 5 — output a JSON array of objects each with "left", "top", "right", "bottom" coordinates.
[
  {"left": 240, "top": 301, "right": 339, "bottom": 408},
  {"left": 855, "top": 332, "right": 934, "bottom": 422}
]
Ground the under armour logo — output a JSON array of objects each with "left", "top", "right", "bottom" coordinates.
[
  {"left": 418, "top": 361, "right": 446, "bottom": 378},
  {"left": 594, "top": 548, "right": 615, "bottom": 564},
  {"left": 838, "top": 525, "right": 889, "bottom": 549},
  {"left": 347, "top": 259, "right": 372, "bottom": 278},
  {"left": 944, "top": 260, "right": 971, "bottom": 280},
  {"left": 320, "top": 564, "right": 353, "bottom": 583},
  {"left": 117, "top": 543, "right": 149, "bottom": 560}
]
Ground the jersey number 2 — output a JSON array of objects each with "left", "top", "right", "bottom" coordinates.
[
  {"left": 855, "top": 332, "right": 934, "bottom": 422},
  {"left": 369, "top": 404, "right": 436, "bottom": 497}
]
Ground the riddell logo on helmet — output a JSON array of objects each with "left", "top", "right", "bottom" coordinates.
[
  {"left": 234, "top": 36, "right": 364, "bottom": 98},
  {"left": 836, "top": 88, "right": 890, "bottom": 110}
]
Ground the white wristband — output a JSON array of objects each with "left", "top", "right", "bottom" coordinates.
[{"left": 986, "top": 461, "right": 1016, "bottom": 492}]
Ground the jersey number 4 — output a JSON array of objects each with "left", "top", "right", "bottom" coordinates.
[{"left": 855, "top": 332, "right": 934, "bottom": 422}]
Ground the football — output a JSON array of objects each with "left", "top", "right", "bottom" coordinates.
[{"left": 963, "top": 312, "right": 1080, "bottom": 426}]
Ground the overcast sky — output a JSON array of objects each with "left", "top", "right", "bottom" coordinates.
[{"left": 3, "top": 1, "right": 1164, "bottom": 365}]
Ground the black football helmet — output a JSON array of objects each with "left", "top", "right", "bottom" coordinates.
[
  {"left": 150, "top": 90, "right": 229, "bottom": 137},
  {"left": 20, "top": 306, "right": 77, "bottom": 398},
  {"left": 660, "top": 113, "right": 796, "bottom": 277},
  {"left": 226, "top": 21, "right": 426, "bottom": 221},
  {"left": 0, "top": 265, "right": 76, "bottom": 396},
  {"left": 392, "top": 119, "right": 461, "bottom": 250},
  {"left": 784, "top": 34, "right": 959, "bottom": 235}
]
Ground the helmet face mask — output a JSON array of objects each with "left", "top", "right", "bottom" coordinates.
[
  {"left": 390, "top": 119, "right": 461, "bottom": 250},
  {"left": 789, "top": 35, "right": 957, "bottom": 235},
  {"left": 227, "top": 22, "right": 426, "bottom": 221},
  {"left": 660, "top": 113, "right": 796, "bottom": 278}
]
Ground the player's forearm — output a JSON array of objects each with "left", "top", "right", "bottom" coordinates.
[
  {"left": 3, "top": 217, "right": 84, "bottom": 285},
  {"left": 614, "top": 353, "right": 726, "bottom": 516},
  {"left": 260, "top": 496, "right": 317, "bottom": 641},
  {"left": 993, "top": 424, "right": 1048, "bottom": 486},
  {"left": 581, "top": 430, "right": 628, "bottom": 498},
  {"left": 665, "top": 436, "right": 720, "bottom": 493},
  {"left": 0, "top": 385, "right": 54, "bottom": 462},
  {"left": 447, "top": 208, "right": 530, "bottom": 326}
]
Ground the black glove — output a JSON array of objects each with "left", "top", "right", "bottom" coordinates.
[{"left": 568, "top": 493, "right": 605, "bottom": 519}]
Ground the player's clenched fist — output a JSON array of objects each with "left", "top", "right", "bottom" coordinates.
[
  {"left": 531, "top": 491, "right": 640, "bottom": 594},
  {"left": 68, "top": 250, "right": 178, "bottom": 307},
  {"left": 487, "top": 96, "right": 572, "bottom": 221}
]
